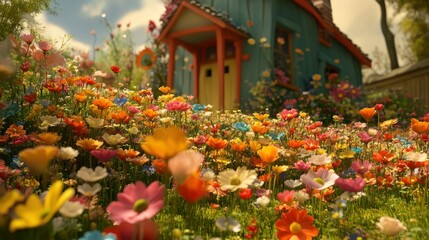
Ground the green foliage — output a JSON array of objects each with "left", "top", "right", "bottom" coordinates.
[{"left": 0, "top": 0, "right": 54, "bottom": 41}]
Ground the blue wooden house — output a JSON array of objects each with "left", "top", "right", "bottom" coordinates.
[{"left": 157, "top": 0, "right": 371, "bottom": 110}]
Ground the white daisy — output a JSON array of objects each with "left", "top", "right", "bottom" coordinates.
[{"left": 217, "top": 166, "right": 257, "bottom": 192}]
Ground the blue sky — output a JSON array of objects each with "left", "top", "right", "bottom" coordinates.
[{"left": 34, "top": 0, "right": 404, "bottom": 67}]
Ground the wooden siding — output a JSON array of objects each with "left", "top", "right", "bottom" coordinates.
[{"left": 364, "top": 59, "right": 429, "bottom": 108}]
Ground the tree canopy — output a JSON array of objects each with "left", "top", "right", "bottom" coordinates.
[{"left": 0, "top": 0, "right": 54, "bottom": 41}]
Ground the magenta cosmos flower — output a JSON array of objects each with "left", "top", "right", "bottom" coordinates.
[
  {"left": 335, "top": 177, "right": 366, "bottom": 192},
  {"left": 106, "top": 181, "right": 164, "bottom": 224},
  {"left": 300, "top": 168, "right": 339, "bottom": 190}
]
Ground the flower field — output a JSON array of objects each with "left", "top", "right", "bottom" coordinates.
[{"left": 1, "top": 34, "right": 429, "bottom": 240}]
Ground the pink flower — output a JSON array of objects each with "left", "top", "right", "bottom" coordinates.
[
  {"left": 90, "top": 149, "right": 117, "bottom": 163},
  {"left": 300, "top": 169, "right": 339, "bottom": 190},
  {"left": 278, "top": 108, "right": 298, "bottom": 121},
  {"left": 38, "top": 41, "right": 52, "bottom": 51},
  {"left": 335, "top": 177, "right": 366, "bottom": 192},
  {"left": 277, "top": 190, "right": 295, "bottom": 204},
  {"left": 357, "top": 132, "right": 373, "bottom": 143},
  {"left": 168, "top": 150, "right": 203, "bottom": 184},
  {"left": 21, "top": 34, "right": 34, "bottom": 44},
  {"left": 106, "top": 181, "right": 164, "bottom": 224},
  {"left": 166, "top": 101, "right": 191, "bottom": 112},
  {"left": 351, "top": 160, "right": 372, "bottom": 175},
  {"left": 293, "top": 160, "right": 311, "bottom": 171}
]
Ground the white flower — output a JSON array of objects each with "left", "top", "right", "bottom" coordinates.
[
  {"left": 77, "top": 183, "right": 102, "bottom": 197},
  {"left": 59, "top": 201, "right": 85, "bottom": 218},
  {"left": 102, "top": 133, "right": 127, "bottom": 145},
  {"left": 201, "top": 169, "right": 216, "bottom": 181},
  {"left": 255, "top": 196, "right": 270, "bottom": 208},
  {"left": 215, "top": 216, "right": 241, "bottom": 232},
  {"left": 284, "top": 179, "right": 302, "bottom": 188},
  {"left": 294, "top": 190, "right": 310, "bottom": 202},
  {"left": 160, "top": 117, "right": 173, "bottom": 124},
  {"left": 245, "top": 131, "right": 255, "bottom": 139},
  {"left": 86, "top": 116, "right": 104, "bottom": 129},
  {"left": 308, "top": 154, "right": 332, "bottom": 165},
  {"left": 368, "top": 128, "right": 378, "bottom": 136},
  {"left": 376, "top": 216, "right": 407, "bottom": 237},
  {"left": 58, "top": 147, "right": 79, "bottom": 160},
  {"left": 217, "top": 166, "right": 257, "bottom": 192},
  {"left": 76, "top": 166, "right": 107, "bottom": 182},
  {"left": 127, "top": 126, "right": 139, "bottom": 135},
  {"left": 300, "top": 168, "right": 339, "bottom": 190},
  {"left": 40, "top": 115, "right": 62, "bottom": 127},
  {"left": 405, "top": 152, "right": 427, "bottom": 162}
]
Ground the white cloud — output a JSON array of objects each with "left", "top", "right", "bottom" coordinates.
[
  {"left": 81, "top": 1, "right": 107, "bottom": 17},
  {"left": 116, "top": 0, "right": 164, "bottom": 31},
  {"left": 34, "top": 14, "right": 90, "bottom": 51}
]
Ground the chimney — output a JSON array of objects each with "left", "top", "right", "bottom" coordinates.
[{"left": 312, "top": 0, "right": 333, "bottom": 24}]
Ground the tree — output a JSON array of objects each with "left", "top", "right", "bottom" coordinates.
[
  {"left": 375, "top": 0, "right": 399, "bottom": 70},
  {"left": 388, "top": 0, "right": 429, "bottom": 61},
  {"left": 0, "top": 0, "right": 54, "bottom": 41}
]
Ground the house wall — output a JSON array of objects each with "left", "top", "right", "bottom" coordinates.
[{"left": 173, "top": 0, "right": 364, "bottom": 106}]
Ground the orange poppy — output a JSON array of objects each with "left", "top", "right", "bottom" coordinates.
[
  {"left": 141, "top": 127, "right": 189, "bottom": 160},
  {"left": 116, "top": 148, "right": 140, "bottom": 161},
  {"left": 158, "top": 86, "right": 170, "bottom": 94},
  {"left": 359, "top": 107, "right": 377, "bottom": 123},
  {"left": 93, "top": 97, "right": 113, "bottom": 110},
  {"left": 251, "top": 122, "right": 269, "bottom": 134},
  {"left": 253, "top": 113, "right": 269, "bottom": 121},
  {"left": 206, "top": 136, "right": 228, "bottom": 150},
  {"left": 6, "top": 124, "right": 26, "bottom": 138},
  {"left": 136, "top": 48, "right": 156, "bottom": 70},
  {"left": 230, "top": 141, "right": 247, "bottom": 153},
  {"left": 111, "top": 110, "right": 130, "bottom": 124},
  {"left": 287, "top": 140, "right": 305, "bottom": 149},
  {"left": 143, "top": 108, "right": 159, "bottom": 120},
  {"left": 257, "top": 145, "right": 279, "bottom": 164},
  {"left": 74, "top": 91, "right": 87, "bottom": 102},
  {"left": 76, "top": 138, "right": 103, "bottom": 151},
  {"left": 35, "top": 132, "right": 61, "bottom": 145},
  {"left": 411, "top": 118, "right": 429, "bottom": 134},
  {"left": 373, "top": 150, "right": 394, "bottom": 164},
  {"left": 152, "top": 159, "right": 168, "bottom": 174},
  {"left": 249, "top": 140, "right": 261, "bottom": 152},
  {"left": 19, "top": 145, "right": 59, "bottom": 175},
  {"left": 177, "top": 171, "right": 207, "bottom": 203},
  {"left": 276, "top": 207, "right": 319, "bottom": 240}
]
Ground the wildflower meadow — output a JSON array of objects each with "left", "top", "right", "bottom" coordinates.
[{"left": 0, "top": 26, "right": 429, "bottom": 240}]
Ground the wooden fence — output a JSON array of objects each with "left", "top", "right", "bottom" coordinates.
[{"left": 364, "top": 59, "right": 429, "bottom": 108}]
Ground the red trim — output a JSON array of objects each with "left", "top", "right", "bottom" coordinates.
[
  {"left": 293, "top": 0, "right": 371, "bottom": 67},
  {"left": 216, "top": 28, "right": 225, "bottom": 110},
  {"left": 167, "top": 39, "right": 177, "bottom": 88},
  {"left": 192, "top": 51, "right": 199, "bottom": 100},
  {"left": 169, "top": 25, "right": 218, "bottom": 38}
]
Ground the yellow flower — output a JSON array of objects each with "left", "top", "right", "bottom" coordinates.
[
  {"left": 249, "top": 140, "right": 261, "bottom": 152},
  {"left": 141, "top": 127, "right": 189, "bottom": 160},
  {"left": 253, "top": 113, "right": 269, "bottom": 121},
  {"left": 247, "top": 38, "right": 256, "bottom": 45},
  {"left": 158, "top": 86, "right": 171, "bottom": 94},
  {"left": 312, "top": 74, "right": 321, "bottom": 81},
  {"left": 18, "top": 146, "right": 59, "bottom": 175},
  {"left": 36, "top": 132, "right": 61, "bottom": 145},
  {"left": 257, "top": 145, "right": 279, "bottom": 164},
  {"left": 76, "top": 138, "right": 103, "bottom": 151},
  {"left": 10, "top": 181, "right": 75, "bottom": 232},
  {"left": 0, "top": 190, "right": 24, "bottom": 215},
  {"left": 262, "top": 70, "right": 271, "bottom": 78},
  {"left": 272, "top": 165, "right": 289, "bottom": 174},
  {"left": 338, "top": 149, "right": 355, "bottom": 159}
]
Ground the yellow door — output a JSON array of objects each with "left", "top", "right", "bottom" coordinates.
[{"left": 199, "top": 59, "right": 236, "bottom": 110}]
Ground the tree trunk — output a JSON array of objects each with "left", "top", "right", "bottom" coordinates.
[{"left": 376, "top": 0, "right": 399, "bottom": 69}]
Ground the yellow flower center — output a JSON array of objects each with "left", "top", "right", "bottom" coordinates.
[
  {"left": 314, "top": 177, "right": 325, "bottom": 185},
  {"left": 230, "top": 176, "right": 242, "bottom": 186},
  {"left": 133, "top": 199, "right": 149, "bottom": 213},
  {"left": 289, "top": 222, "right": 302, "bottom": 234}
]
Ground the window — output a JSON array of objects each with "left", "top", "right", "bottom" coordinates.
[{"left": 274, "top": 25, "right": 293, "bottom": 83}]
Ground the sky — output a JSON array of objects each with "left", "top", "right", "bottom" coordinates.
[{"left": 34, "top": 0, "right": 403, "bottom": 68}]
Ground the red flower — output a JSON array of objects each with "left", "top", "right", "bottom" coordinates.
[
  {"left": 374, "top": 103, "right": 384, "bottom": 111},
  {"left": 110, "top": 65, "right": 121, "bottom": 74},
  {"left": 276, "top": 208, "right": 319, "bottom": 240},
  {"left": 373, "top": 150, "right": 394, "bottom": 164},
  {"left": 148, "top": 20, "right": 157, "bottom": 32},
  {"left": 239, "top": 188, "right": 252, "bottom": 200}
]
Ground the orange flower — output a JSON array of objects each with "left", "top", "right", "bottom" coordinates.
[
  {"left": 253, "top": 113, "right": 269, "bottom": 121},
  {"left": 35, "top": 132, "right": 61, "bottom": 145},
  {"left": 359, "top": 107, "right": 377, "bottom": 123},
  {"left": 116, "top": 148, "right": 140, "bottom": 161},
  {"left": 6, "top": 124, "right": 26, "bottom": 138},
  {"left": 111, "top": 110, "right": 130, "bottom": 124},
  {"left": 251, "top": 122, "right": 269, "bottom": 134},
  {"left": 158, "top": 86, "right": 170, "bottom": 94},
  {"left": 141, "top": 127, "right": 189, "bottom": 159},
  {"left": 76, "top": 138, "right": 103, "bottom": 151},
  {"left": 230, "top": 140, "right": 247, "bottom": 153},
  {"left": 143, "top": 108, "right": 159, "bottom": 120},
  {"left": 177, "top": 171, "right": 207, "bottom": 203},
  {"left": 249, "top": 140, "right": 261, "bottom": 152},
  {"left": 303, "top": 139, "right": 319, "bottom": 151},
  {"left": 206, "top": 136, "right": 228, "bottom": 150},
  {"left": 276, "top": 207, "right": 319, "bottom": 240},
  {"left": 93, "top": 97, "right": 113, "bottom": 110},
  {"left": 373, "top": 150, "right": 394, "bottom": 164},
  {"left": 152, "top": 159, "right": 168, "bottom": 174},
  {"left": 287, "top": 140, "right": 305, "bottom": 149},
  {"left": 74, "top": 91, "right": 87, "bottom": 102},
  {"left": 19, "top": 146, "right": 59, "bottom": 175},
  {"left": 257, "top": 145, "right": 279, "bottom": 164},
  {"left": 411, "top": 118, "right": 429, "bottom": 134}
]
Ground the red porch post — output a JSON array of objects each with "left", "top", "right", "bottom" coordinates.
[
  {"left": 234, "top": 40, "right": 242, "bottom": 108},
  {"left": 167, "top": 39, "right": 177, "bottom": 88},
  {"left": 216, "top": 28, "right": 225, "bottom": 110},
  {"left": 192, "top": 51, "right": 199, "bottom": 100}
]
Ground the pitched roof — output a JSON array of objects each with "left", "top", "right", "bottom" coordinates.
[{"left": 295, "top": 0, "right": 371, "bottom": 67}]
